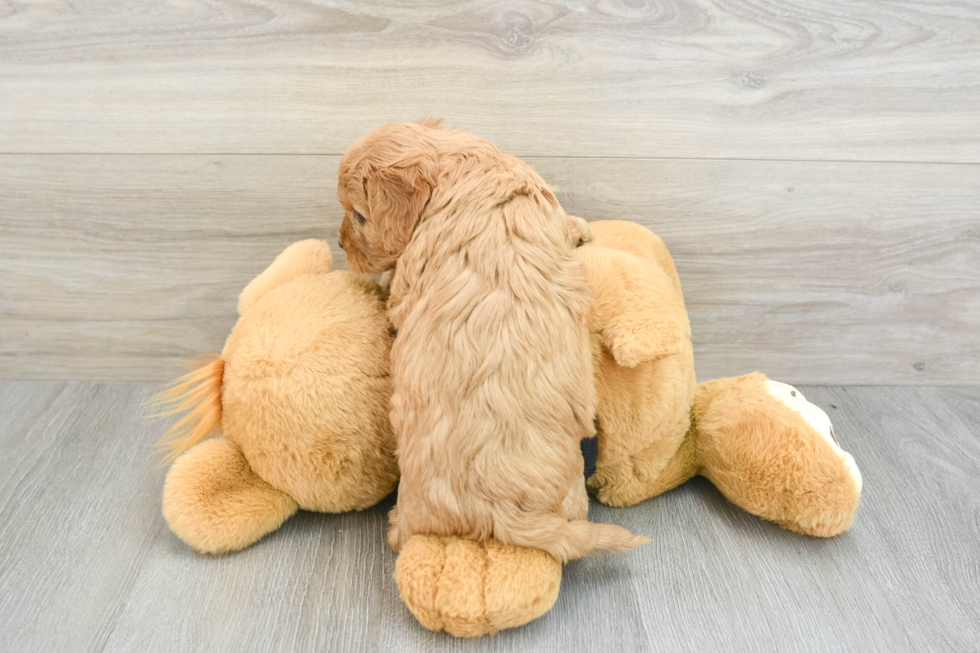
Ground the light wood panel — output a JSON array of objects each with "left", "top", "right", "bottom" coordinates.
[
  {"left": 1, "top": 0, "right": 979, "bottom": 160},
  {"left": 1, "top": 154, "right": 977, "bottom": 383},
  {"left": 0, "top": 382, "right": 978, "bottom": 651}
]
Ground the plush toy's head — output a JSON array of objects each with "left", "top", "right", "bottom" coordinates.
[{"left": 157, "top": 240, "right": 398, "bottom": 553}]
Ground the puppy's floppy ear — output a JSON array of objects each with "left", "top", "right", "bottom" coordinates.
[{"left": 363, "top": 163, "right": 434, "bottom": 254}]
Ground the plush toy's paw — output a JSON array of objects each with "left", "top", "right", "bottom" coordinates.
[
  {"left": 603, "top": 316, "right": 683, "bottom": 367},
  {"left": 588, "top": 429, "right": 699, "bottom": 507},
  {"left": 394, "top": 536, "right": 562, "bottom": 638},
  {"left": 163, "top": 437, "right": 298, "bottom": 554},
  {"left": 695, "top": 373, "right": 863, "bottom": 538},
  {"left": 576, "top": 244, "right": 689, "bottom": 369}
]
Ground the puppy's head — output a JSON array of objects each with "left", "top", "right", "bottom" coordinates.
[{"left": 337, "top": 121, "right": 441, "bottom": 273}]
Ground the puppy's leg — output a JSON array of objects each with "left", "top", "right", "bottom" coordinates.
[
  {"left": 387, "top": 503, "right": 407, "bottom": 551},
  {"left": 559, "top": 475, "right": 590, "bottom": 521}
]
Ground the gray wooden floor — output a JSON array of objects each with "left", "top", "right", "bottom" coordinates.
[{"left": 0, "top": 381, "right": 977, "bottom": 652}]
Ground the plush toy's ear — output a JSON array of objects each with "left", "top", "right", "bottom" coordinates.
[
  {"left": 565, "top": 214, "right": 592, "bottom": 248},
  {"left": 577, "top": 246, "right": 690, "bottom": 368},
  {"left": 237, "top": 239, "right": 334, "bottom": 315}
]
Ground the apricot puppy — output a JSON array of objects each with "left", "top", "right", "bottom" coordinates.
[{"left": 337, "top": 122, "right": 646, "bottom": 561}]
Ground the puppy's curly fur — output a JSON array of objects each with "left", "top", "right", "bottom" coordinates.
[{"left": 338, "top": 122, "right": 646, "bottom": 562}]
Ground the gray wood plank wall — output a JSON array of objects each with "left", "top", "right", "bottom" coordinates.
[
  {"left": 3, "top": 0, "right": 980, "bottom": 160},
  {"left": 1, "top": 0, "right": 979, "bottom": 383}
]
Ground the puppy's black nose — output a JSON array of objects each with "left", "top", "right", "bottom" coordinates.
[{"left": 338, "top": 238, "right": 344, "bottom": 250}]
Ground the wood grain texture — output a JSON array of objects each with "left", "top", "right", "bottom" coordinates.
[
  {"left": 0, "top": 382, "right": 978, "bottom": 651},
  {"left": 2, "top": 154, "right": 977, "bottom": 383},
  {"left": 0, "top": 382, "right": 167, "bottom": 651},
  {"left": 1, "top": 0, "right": 979, "bottom": 160}
]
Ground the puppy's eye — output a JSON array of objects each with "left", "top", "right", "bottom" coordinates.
[{"left": 355, "top": 212, "right": 366, "bottom": 225}]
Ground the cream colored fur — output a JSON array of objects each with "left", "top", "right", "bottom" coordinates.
[{"left": 337, "top": 122, "right": 647, "bottom": 562}]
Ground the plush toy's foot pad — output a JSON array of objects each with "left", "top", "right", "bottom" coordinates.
[
  {"left": 394, "top": 536, "right": 562, "bottom": 638},
  {"left": 696, "top": 373, "right": 863, "bottom": 538},
  {"left": 163, "top": 438, "right": 299, "bottom": 554},
  {"left": 764, "top": 380, "right": 862, "bottom": 492},
  {"left": 763, "top": 379, "right": 862, "bottom": 536}
]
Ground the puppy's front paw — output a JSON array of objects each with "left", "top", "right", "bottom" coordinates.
[{"left": 394, "top": 536, "right": 561, "bottom": 637}]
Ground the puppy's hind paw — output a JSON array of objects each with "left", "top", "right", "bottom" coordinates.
[{"left": 394, "top": 535, "right": 562, "bottom": 638}]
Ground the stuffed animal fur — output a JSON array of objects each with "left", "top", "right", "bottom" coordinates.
[
  {"left": 157, "top": 223, "right": 861, "bottom": 636},
  {"left": 156, "top": 240, "right": 398, "bottom": 554},
  {"left": 580, "top": 221, "right": 861, "bottom": 534}
]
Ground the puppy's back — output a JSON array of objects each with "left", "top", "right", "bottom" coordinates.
[{"left": 389, "top": 164, "right": 647, "bottom": 561}]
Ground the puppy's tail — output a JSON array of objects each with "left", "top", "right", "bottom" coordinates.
[
  {"left": 148, "top": 355, "right": 225, "bottom": 464},
  {"left": 495, "top": 511, "right": 649, "bottom": 563}
]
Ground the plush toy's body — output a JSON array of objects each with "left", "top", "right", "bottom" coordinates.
[
  {"left": 581, "top": 222, "right": 862, "bottom": 536},
  {"left": 159, "top": 223, "right": 861, "bottom": 637},
  {"left": 158, "top": 240, "right": 398, "bottom": 553}
]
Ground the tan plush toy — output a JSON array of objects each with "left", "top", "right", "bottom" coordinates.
[
  {"left": 156, "top": 239, "right": 398, "bottom": 553},
  {"left": 157, "top": 224, "right": 861, "bottom": 637},
  {"left": 578, "top": 221, "right": 862, "bottom": 534}
]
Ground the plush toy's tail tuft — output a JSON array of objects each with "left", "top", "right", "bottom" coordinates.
[{"left": 150, "top": 355, "right": 225, "bottom": 463}]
